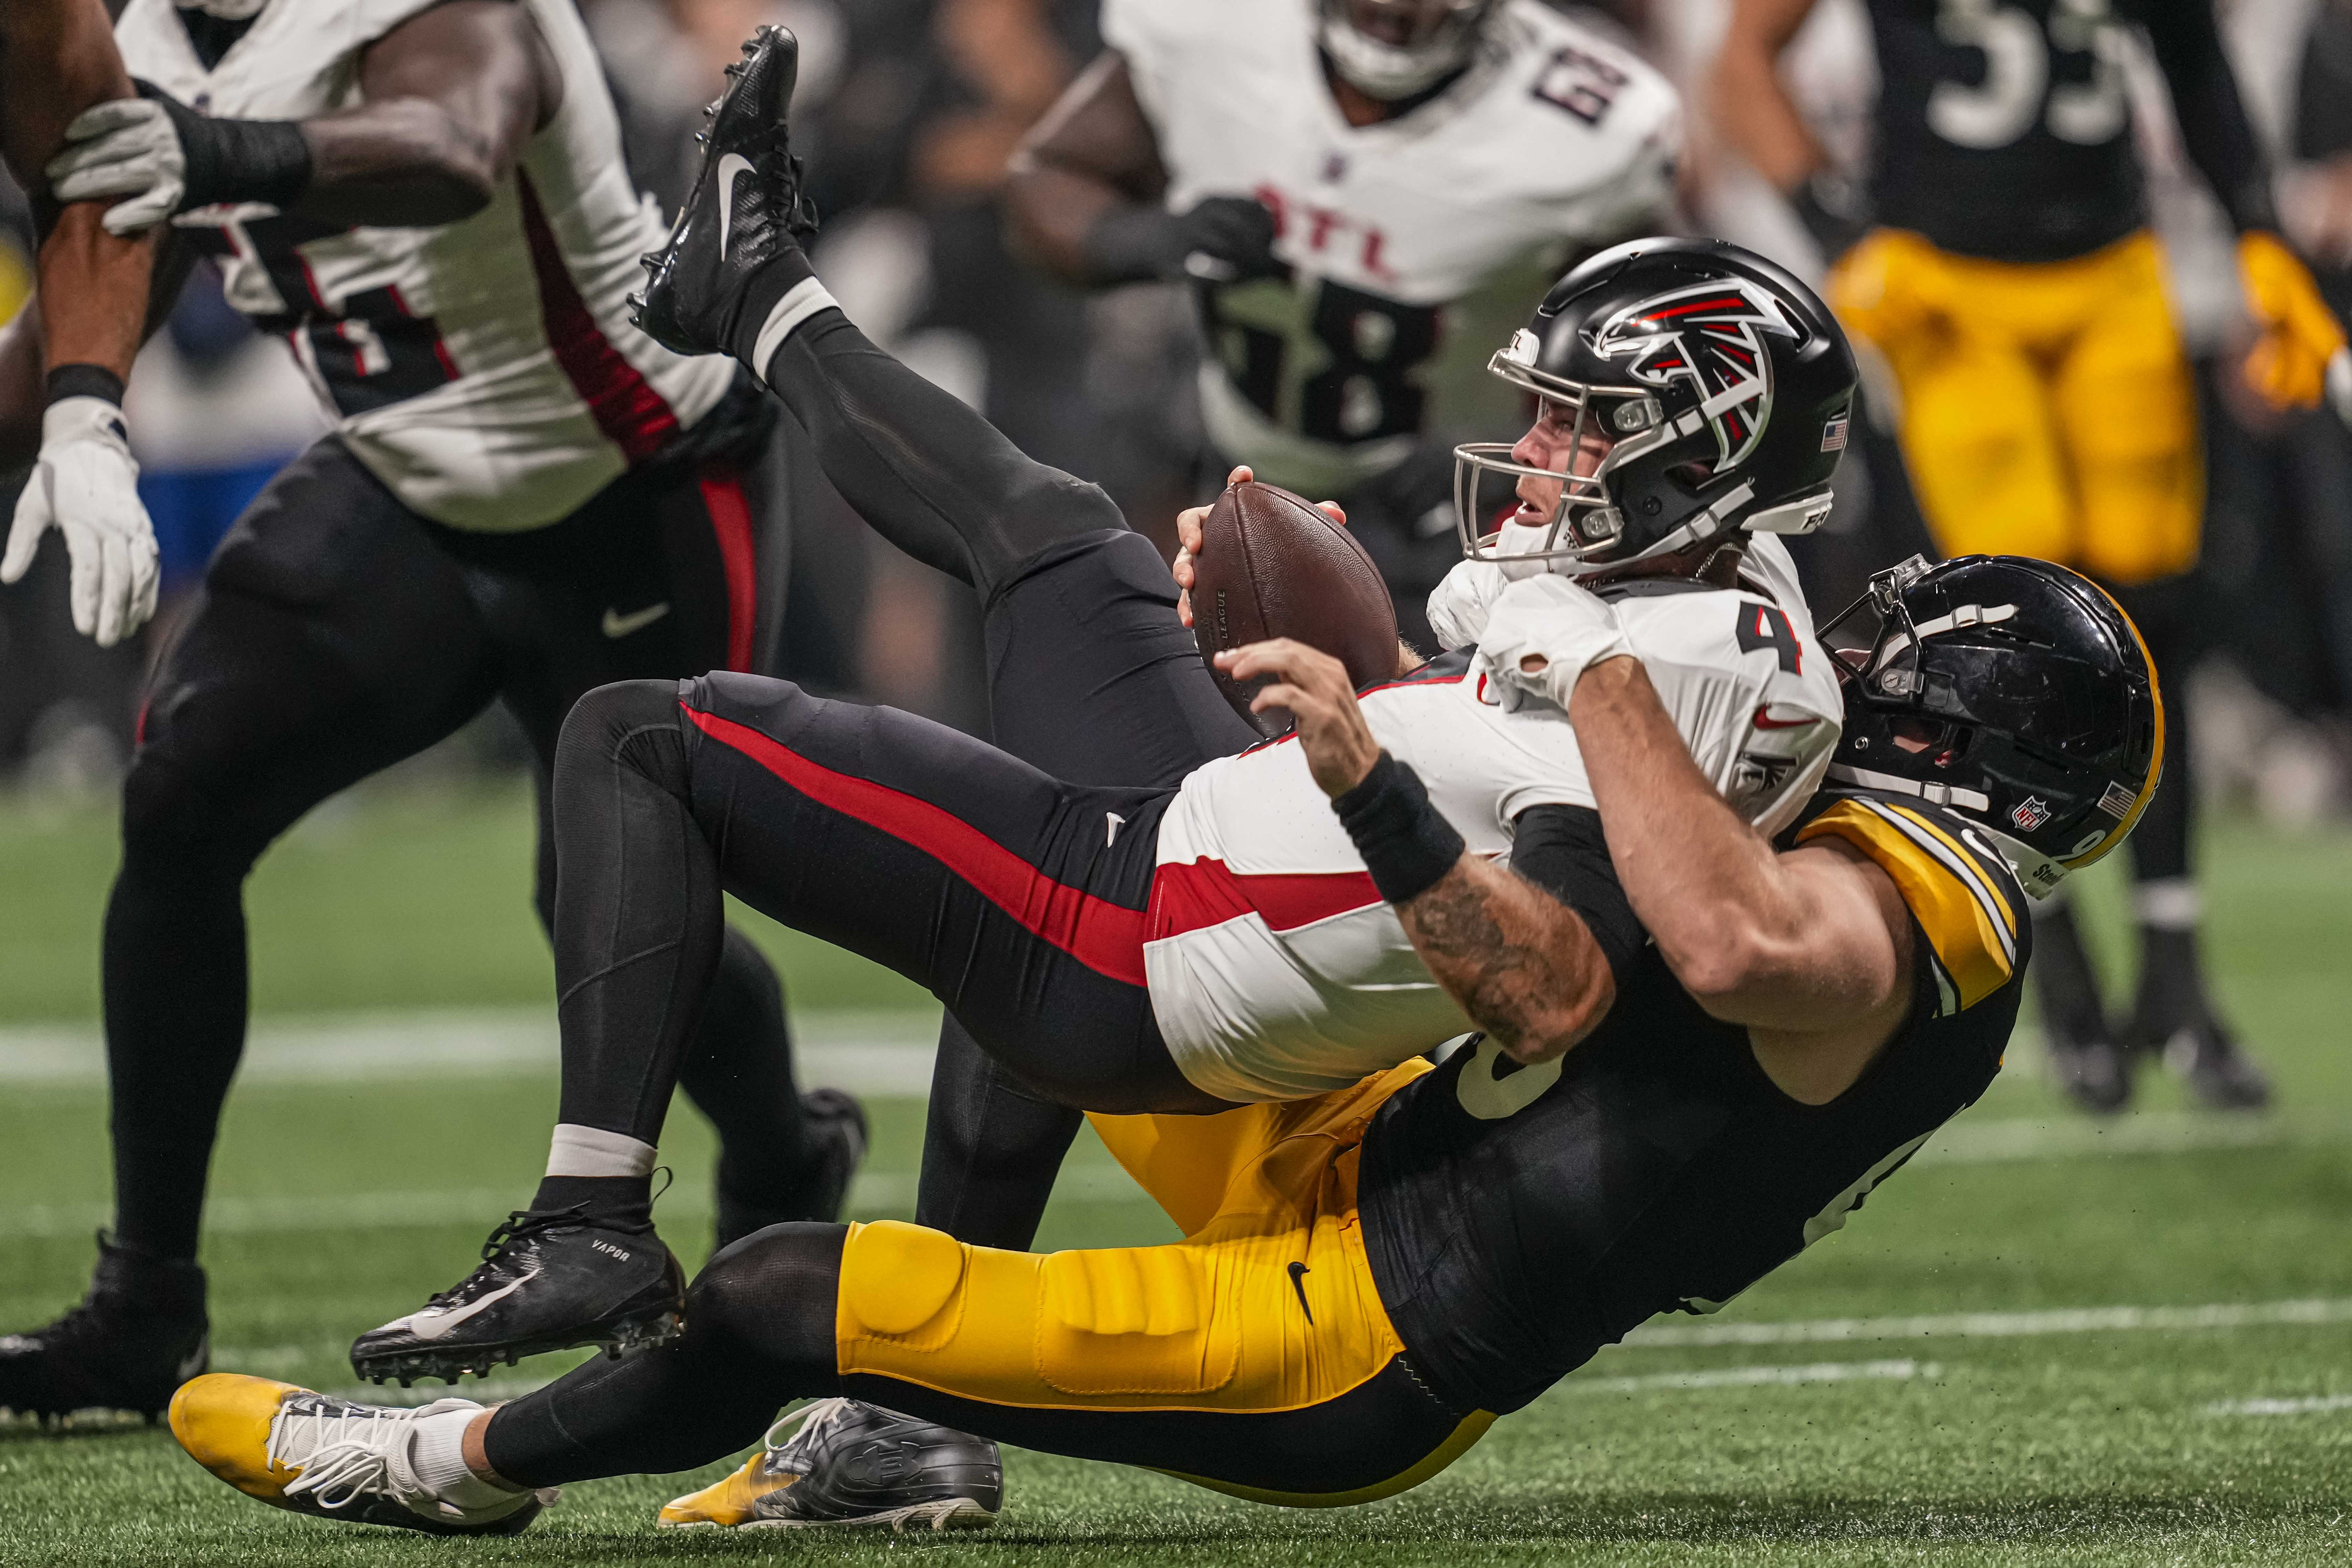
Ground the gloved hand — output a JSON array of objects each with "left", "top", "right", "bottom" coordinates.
[
  {"left": 1471, "top": 572, "right": 1632, "bottom": 714},
  {"left": 2237, "top": 230, "right": 2348, "bottom": 412},
  {"left": 1083, "top": 194, "right": 1282, "bottom": 286},
  {"left": 1424, "top": 518, "right": 1571, "bottom": 648},
  {"left": 46, "top": 88, "right": 310, "bottom": 235},
  {"left": 1, "top": 397, "right": 160, "bottom": 648}
]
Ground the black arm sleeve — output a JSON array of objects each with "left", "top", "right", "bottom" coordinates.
[
  {"left": 2145, "top": 0, "right": 2279, "bottom": 232},
  {"left": 2296, "top": 1, "right": 2352, "bottom": 160},
  {"left": 1509, "top": 804, "right": 1647, "bottom": 989}
]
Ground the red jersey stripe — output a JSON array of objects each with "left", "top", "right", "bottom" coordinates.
[
  {"left": 1149, "top": 858, "right": 1382, "bottom": 942},
  {"left": 517, "top": 175, "right": 679, "bottom": 468},
  {"left": 682, "top": 706, "right": 1150, "bottom": 986}
]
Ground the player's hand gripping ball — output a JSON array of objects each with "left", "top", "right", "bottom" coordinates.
[{"left": 1177, "top": 469, "right": 1398, "bottom": 736}]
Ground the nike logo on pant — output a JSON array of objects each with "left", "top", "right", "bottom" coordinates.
[
  {"left": 603, "top": 603, "right": 672, "bottom": 639},
  {"left": 1287, "top": 1260, "right": 1313, "bottom": 1324},
  {"left": 1106, "top": 812, "right": 1126, "bottom": 846}
]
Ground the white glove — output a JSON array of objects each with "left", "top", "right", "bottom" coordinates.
[
  {"left": 1472, "top": 573, "right": 1632, "bottom": 713},
  {"left": 2, "top": 398, "right": 160, "bottom": 648},
  {"left": 46, "top": 99, "right": 188, "bottom": 236},
  {"left": 1425, "top": 519, "right": 1573, "bottom": 648}
]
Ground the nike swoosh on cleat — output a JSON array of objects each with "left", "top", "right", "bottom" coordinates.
[
  {"left": 1287, "top": 1260, "right": 1313, "bottom": 1324},
  {"left": 717, "top": 154, "right": 755, "bottom": 255},
  {"left": 397, "top": 1267, "right": 541, "bottom": 1341},
  {"left": 603, "top": 602, "right": 672, "bottom": 639}
]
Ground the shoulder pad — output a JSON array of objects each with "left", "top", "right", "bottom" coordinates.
[{"left": 1794, "top": 792, "right": 2026, "bottom": 1014}]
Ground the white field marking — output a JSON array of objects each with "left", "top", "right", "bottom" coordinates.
[
  {"left": 0, "top": 1165, "right": 1150, "bottom": 1241},
  {"left": 0, "top": 1010, "right": 948, "bottom": 1095},
  {"left": 1625, "top": 1297, "right": 2352, "bottom": 1350},
  {"left": 2203, "top": 1394, "right": 2352, "bottom": 1417},
  {"left": 1568, "top": 1359, "right": 1938, "bottom": 1396}
]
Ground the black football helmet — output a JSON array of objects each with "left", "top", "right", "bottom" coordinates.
[
  {"left": 1820, "top": 554, "right": 2165, "bottom": 898},
  {"left": 1319, "top": 0, "right": 1502, "bottom": 99},
  {"left": 1453, "top": 238, "right": 1857, "bottom": 576}
]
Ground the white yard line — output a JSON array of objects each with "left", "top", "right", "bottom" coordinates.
[
  {"left": 2203, "top": 1394, "right": 2352, "bottom": 1417},
  {"left": 1568, "top": 1359, "right": 1937, "bottom": 1395},
  {"left": 1626, "top": 1297, "right": 2352, "bottom": 1349}
]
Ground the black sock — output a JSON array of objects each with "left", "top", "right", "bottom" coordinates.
[
  {"left": 2029, "top": 900, "right": 2109, "bottom": 1043},
  {"left": 2129, "top": 925, "right": 2215, "bottom": 1034},
  {"left": 732, "top": 243, "right": 819, "bottom": 374},
  {"left": 528, "top": 1174, "right": 653, "bottom": 1232}
]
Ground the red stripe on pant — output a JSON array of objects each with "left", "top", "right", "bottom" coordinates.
[
  {"left": 682, "top": 706, "right": 1150, "bottom": 985},
  {"left": 698, "top": 470, "right": 758, "bottom": 672},
  {"left": 1148, "top": 859, "right": 1380, "bottom": 940}
]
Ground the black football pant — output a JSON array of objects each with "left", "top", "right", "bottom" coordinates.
[
  {"left": 546, "top": 304, "right": 1256, "bottom": 1150},
  {"left": 104, "top": 416, "right": 809, "bottom": 1264}
]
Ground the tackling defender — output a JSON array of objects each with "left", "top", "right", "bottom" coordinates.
[
  {"left": 346, "top": 32, "right": 1864, "bottom": 1421},
  {"left": 0, "top": 0, "right": 861, "bottom": 1426},
  {"left": 1714, "top": 0, "right": 2340, "bottom": 1111},
  {"left": 159, "top": 542, "right": 2162, "bottom": 1532}
]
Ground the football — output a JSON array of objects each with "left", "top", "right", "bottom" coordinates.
[{"left": 1191, "top": 480, "right": 1400, "bottom": 736}]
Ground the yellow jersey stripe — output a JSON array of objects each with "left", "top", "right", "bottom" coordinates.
[
  {"left": 1796, "top": 800, "right": 2017, "bottom": 1010},
  {"left": 1873, "top": 801, "right": 2020, "bottom": 945}
]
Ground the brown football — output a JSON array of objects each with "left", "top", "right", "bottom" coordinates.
[{"left": 1191, "top": 480, "right": 1399, "bottom": 736}]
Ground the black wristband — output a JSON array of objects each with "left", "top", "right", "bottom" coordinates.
[
  {"left": 46, "top": 364, "right": 126, "bottom": 407},
  {"left": 138, "top": 82, "right": 310, "bottom": 212},
  {"left": 1333, "top": 752, "right": 1467, "bottom": 906}
]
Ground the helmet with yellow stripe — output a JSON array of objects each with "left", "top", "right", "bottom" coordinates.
[{"left": 1819, "top": 555, "right": 2164, "bottom": 899}]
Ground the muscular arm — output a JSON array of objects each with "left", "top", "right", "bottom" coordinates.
[
  {"left": 1216, "top": 637, "right": 1619, "bottom": 1066},
  {"left": 295, "top": 0, "right": 561, "bottom": 228},
  {"left": 1708, "top": 0, "right": 1828, "bottom": 192},
  {"left": 1567, "top": 657, "right": 1911, "bottom": 1096},
  {"left": 1003, "top": 52, "right": 1168, "bottom": 284},
  {"left": 0, "top": 0, "right": 154, "bottom": 391}
]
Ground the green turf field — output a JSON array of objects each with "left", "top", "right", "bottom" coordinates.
[{"left": 2, "top": 782, "right": 2350, "bottom": 1565}]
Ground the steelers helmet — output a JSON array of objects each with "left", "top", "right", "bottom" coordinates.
[
  {"left": 1820, "top": 554, "right": 2166, "bottom": 898},
  {"left": 1453, "top": 238, "right": 1857, "bottom": 577}
]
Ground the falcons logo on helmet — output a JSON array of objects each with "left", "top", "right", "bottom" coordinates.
[{"left": 1584, "top": 281, "right": 1801, "bottom": 472}]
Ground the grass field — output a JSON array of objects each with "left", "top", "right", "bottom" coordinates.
[{"left": 2, "top": 781, "right": 2350, "bottom": 1565}]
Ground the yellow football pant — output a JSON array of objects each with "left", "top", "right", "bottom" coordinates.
[
  {"left": 1829, "top": 228, "right": 2202, "bottom": 584},
  {"left": 830, "top": 1059, "right": 1496, "bottom": 1506}
]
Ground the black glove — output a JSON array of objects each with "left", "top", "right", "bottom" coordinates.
[
  {"left": 1082, "top": 194, "right": 1283, "bottom": 286},
  {"left": 1789, "top": 172, "right": 1870, "bottom": 269}
]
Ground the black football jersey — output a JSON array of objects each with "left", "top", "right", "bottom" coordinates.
[
  {"left": 1866, "top": 0, "right": 2146, "bottom": 262},
  {"left": 1356, "top": 787, "right": 2030, "bottom": 1416}
]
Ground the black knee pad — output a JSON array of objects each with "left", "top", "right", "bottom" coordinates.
[
  {"left": 688, "top": 1223, "right": 848, "bottom": 1378},
  {"left": 556, "top": 680, "right": 694, "bottom": 796}
]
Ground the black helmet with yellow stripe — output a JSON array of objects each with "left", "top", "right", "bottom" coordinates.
[{"left": 1819, "top": 554, "right": 2164, "bottom": 899}]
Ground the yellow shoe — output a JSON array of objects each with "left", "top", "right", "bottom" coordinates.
[
  {"left": 660, "top": 1398, "right": 999, "bottom": 1530},
  {"left": 168, "top": 1373, "right": 553, "bottom": 1536}
]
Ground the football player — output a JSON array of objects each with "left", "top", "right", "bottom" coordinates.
[
  {"left": 0, "top": 0, "right": 863, "bottom": 1426},
  {"left": 0, "top": 0, "right": 163, "bottom": 649},
  {"left": 1003, "top": 0, "right": 1682, "bottom": 648},
  {"left": 345, "top": 30, "right": 1858, "bottom": 1445},
  {"left": 159, "top": 547, "right": 2162, "bottom": 1535},
  {"left": 1712, "top": 0, "right": 2343, "bottom": 1112}
]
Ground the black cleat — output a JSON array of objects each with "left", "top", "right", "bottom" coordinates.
[
  {"left": 349, "top": 1206, "right": 683, "bottom": 1386},
  {"left": 715, "top": 1087, "right": 870, "bottom": 1252},
  {"left": 2044, "top": 1020, "right": 2133, "bottom": 1116},
  {"left": 0, "top": 1233, "right": 208, "bottom": 1423},
  {"left": 658, "top": 1398, "right": 1001, "bottom": 1530},
  {"left": 2140, "top": 1017, "right": 2274, "bottom": 1112},
  {"left": 632, "top": 25, "right": 817, "bottom": 359}
]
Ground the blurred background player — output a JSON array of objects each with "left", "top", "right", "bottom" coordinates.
[
  {"left": 0, "top": 0, "right": 861, "bottom": 1424},
  {"left": 1003, "top": 0, "right": 1682, "bottom": 648},
  {"left": 1711, "top": 0, "right": 2349, "bottom": 1112}
]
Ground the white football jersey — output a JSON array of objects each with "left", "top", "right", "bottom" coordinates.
[
  {"left": 116, "top": 0, "right": 734, "bottom": 531},
  {"left": 1146, "top": 559, "right": 1842, "bottom": 1103},
  {"left": 1103, "top": 0, "right": 1681, "bottom": 497}
]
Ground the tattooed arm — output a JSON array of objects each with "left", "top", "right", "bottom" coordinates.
[{"left": 1215, "top": 638, "right": 1619, "bottom": 1064}]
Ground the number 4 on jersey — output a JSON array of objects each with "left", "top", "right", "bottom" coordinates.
[{"left": 1735, "top": 601, "right": 1804, "bottom": 674}]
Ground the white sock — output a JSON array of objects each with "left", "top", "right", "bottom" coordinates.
[
  {"left": 545, "top": 1123, "right": 657, "bottom": 1179},
  {"left": 2133, "top": 877, "right": 2200, "bottom": 931},
  {"left": 406, "top": 1407, "right": 522, "bottom": 1507},
  {"left": 753, "top": 276, "right": 840, "bottom": 383}
]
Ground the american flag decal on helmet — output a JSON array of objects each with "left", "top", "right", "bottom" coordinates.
[{"left": 1584, "top": 280, "right": 1801, "bottom": 472}]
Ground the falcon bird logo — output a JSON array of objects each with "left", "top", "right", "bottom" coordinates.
[{"left": 1584, "top": 281, "right": 1800, "bottom": 472}]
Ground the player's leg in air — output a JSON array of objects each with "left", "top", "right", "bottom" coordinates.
[
  {"left": 351, "top": 29, "right": 1265, "bottom": 1417},
  {"left": 0, "top": 0, "right": 840, "bottom": 1426}
]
